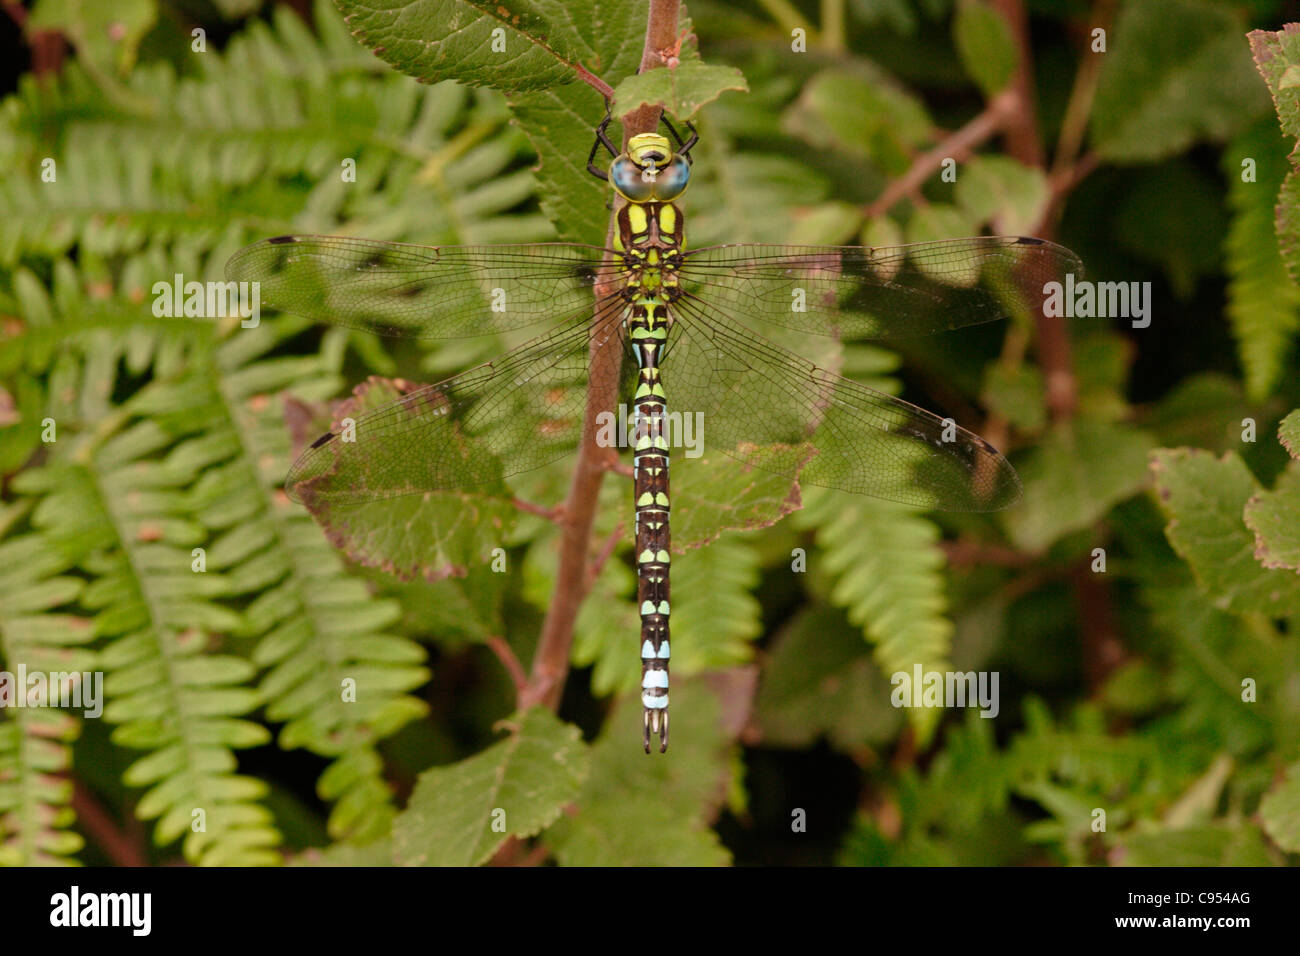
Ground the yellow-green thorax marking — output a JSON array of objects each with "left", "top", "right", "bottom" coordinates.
[{"left": 611, "top": 132, "right": 689, "bottom": 753}]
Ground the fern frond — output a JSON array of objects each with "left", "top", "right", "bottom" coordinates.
[
  {"left": 0, "top": 0, "right": 548, "bottom": 266},
  {"left": 206, "top": 322, "right": 430, "bottom": 843},
  {"left": 793, "top": 487, "right": 952, "bottom": 738},
  {"left": 1223, "top": 121, "right": 1300, "bottom": 400},
  {"left": 11, "top": 386, "right": 280, "bottom": 865},
  {"left": 0, "top": 527, "right": 93, "bottom": 865}
]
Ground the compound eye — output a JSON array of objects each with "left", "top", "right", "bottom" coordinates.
[
  {"left": 611, "top": 156, "right": 656, "bottom": 202},
  {"left": 651, "top": 155, "right": 690, "bottom": 201}
]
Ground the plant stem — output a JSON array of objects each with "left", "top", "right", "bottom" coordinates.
[
  {"left": 522, "top": 0, "right": 682, "bottom": 712},
  {"left": 864, "top": 89, "right": 1019, "bottom": 220}
]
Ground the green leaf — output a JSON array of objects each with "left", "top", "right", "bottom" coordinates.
[
  {"left": 954, "top": 156, "right": 1049, "bottom": 237},
  {"left": 392, "top": 707, "right": 588, "bottom": 866},
  {"left": 1004, "top": 420, "right": 1155, "bottom": 553},
  {"left": 1222, "top": 122, "right": 1300, "bottom": 399},
  {"left": 981, "top": 363, "right": 1046, "bottom": 434},
  {"left": 1280, "top": 409, "right": 1300, "bottom": 459},
  {"left": 1244, "top": 462, "right": 1300, "bottom": 572},
  {"left": 612, "top": 61, "right": 747, "bottom": 121},
  {"left": 333, "top": 0, "right": 607, "bottom": 92},
  {"left": 1118, "top": 824, "right": 1275, "bottom": 866},
  {"left": 545, "top": 679, "right": 734, "bottom": 866},
  {"left": 755, "top": 606, "right": 903, "bottom": 750},
  {"left": 1092, "top": 0, "right": 1267, "bottom": 163},
  {"left": 905, "top": 204, "right": 980, "bottom": 245},
  {"left": 1249, "top": 24, "right": 1300, "bottom": 141},
  {"left": 1259, "top": 760, "right": 1300, "bottom": 852},
  {"left": 294, "top": 378, "right": 517, "bottom": 581},
  {"left": 781, "top": 67, "right": 930, "bottom": 172},
  {"left": 29, "top": 0, "right": 158, "bottom": 76},
  {"left": 1150, "top": 448, "right": 1300, "bottom": 616},
  {"left": 952, "top": 0, "right": 1016, "bottom": 98},
  {"left": 671, "top": 449, "right": 807, "bottom": 551}
]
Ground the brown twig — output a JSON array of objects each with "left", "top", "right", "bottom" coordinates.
[
  {"left": 71, "top": 780, "right": 147, "bottom": 866},
  {"left": 987, "top": 0, "right": 1076, "bottom": 423},
  {"left": 1050, "top": 1, "right": 1116, "bottom": 188},
  {"left": 513, "top": 497, "right": 561, "bottom": 521},
  {"left": 941, "top": 539, "right": 1036, "bottom": 568},
  {"left": 585, "top": 524, "right": 625, "bottom": 591},
  {"left": 574, "top": 62, "right": 616, "bottom": 100},
  {"left": 486, "top": 636, "right": 529, "bottom": 697},
  {"left": 521, "top": 0, "right": 681, "bottom": 712},
  {"left": 989, "top": 0, "right": 1043, "bottom": 167},
  {"left": 864, "top": 88, "right": 1020, "bottom": 220}
]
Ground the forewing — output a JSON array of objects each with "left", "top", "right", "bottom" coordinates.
[
  {"left": 226, "top": 235, "right": 621, "bottom": 337},
  {"left": 679, "top": 236, "right": 1080, "bottom": 340}
]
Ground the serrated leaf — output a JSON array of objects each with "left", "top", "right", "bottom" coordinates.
[
  {"left": 334, "top": 0, "right": 605, "bottom": 92},
  {"left": 1244, "top": 461, "right": 1300, "bottom": 572},
  {"left": 1004, "top": 420, "right": 1154, "bottom": 553},
  {"left": 392, "top": 707, "right": 588, "bottom": 866},
  {"left": 1151, "top": 448, "right": 1300, "bottom": 616},
  {"left": 503, "top": 2, "right": 648, "bottom": 243},
  {"left": 671, "top": 448, "right": 807, "bottom": 551},
  {"left": 1280, "top": 409, "right": 1300, "bottom": 458},
  {"left": 1249, "top": 24, "right": 1300, "bottom": 141},
  {"left": 953, "top": 0, "right": 1016, "bottom": 97},
  {"left": 295, "top": 377, "right": 517, "bottom": 581},
  {"left": 545, "top": 679, "right": 733, "bottom": 866},
  {"left": 1260, "top": 760, "right": 1300, "bottom": 852},
  {"left": 1093, "top": 0, "right": 1267, "bottom": 163},
  {"left": 612, "top": 61, "right": 747, "bottom": 121}
]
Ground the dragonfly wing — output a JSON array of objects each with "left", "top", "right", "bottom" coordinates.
[
  {"left": 665, "top": 293, "right": 1020, "bottom": 511},
  {"left": 286, "top": 295, "right": 629, "bottom": 505},
  {"left": 679, "top": 236, "right": 1080, "bottom": 340},
  {"left": 227, "top": 236, "right": 620, "bottom": 337}
]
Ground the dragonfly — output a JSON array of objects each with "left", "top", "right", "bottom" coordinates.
[{"left": 226, "top": 110, "right": 1081, "bottom": 754}]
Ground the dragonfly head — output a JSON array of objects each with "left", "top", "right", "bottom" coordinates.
[{"left": 611, "top": 133, "right": 690, "bottom": 204}]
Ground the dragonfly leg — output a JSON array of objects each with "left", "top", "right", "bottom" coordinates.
[
  {"left": 586, "top": 112, "right": 618, "bottom": 182},
  {"left": 660, "top": 115, "right": 698, "bottom": 163}
]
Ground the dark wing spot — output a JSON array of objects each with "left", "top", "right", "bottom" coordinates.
[
  {"left": 1014, "top": 237, "right": 1044, "bottom": 246},
  {"left": 268, "top": 235, "right": 298, "bottom": 245},
  {"left": 310, "top": 432, "right": 336, "bottom": 449},
  {"left": 396, "top": 283, "right": 429, "bottom": 299},
  {"left": 573, "top": 265, "right": 599, "bottom": 286}
]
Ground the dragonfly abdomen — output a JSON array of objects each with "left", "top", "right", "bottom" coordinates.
[
  {"left": 630, "top": 296, "right": 672, "bottom": 754},
  {"left": 623, "top": 194, "right": 683, "bottom": 754}
]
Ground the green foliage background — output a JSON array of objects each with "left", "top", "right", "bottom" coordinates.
[{"left": 0, "top": 0, "right": 1298, "bottom": 866}]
